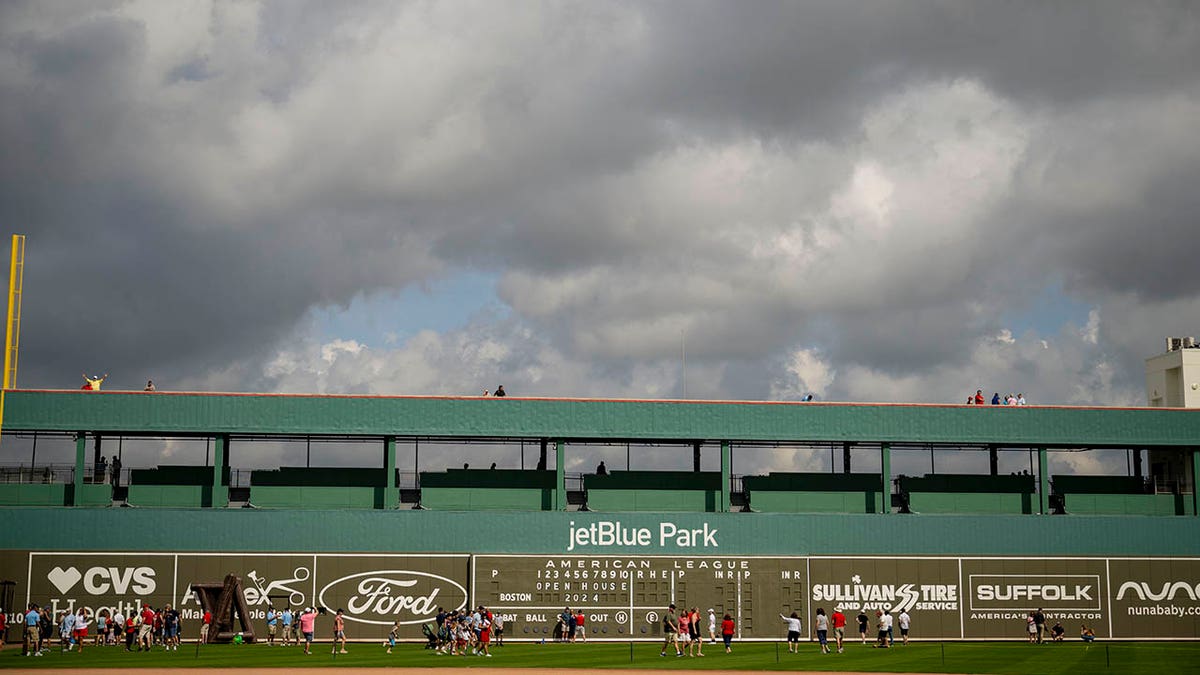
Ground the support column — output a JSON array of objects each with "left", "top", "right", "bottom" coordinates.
[
  {"left": 880, "top": 443, "right": 891, "bottom": 515},
  {"left": 211, "top": 435, "right": 228, "bottom": 508},
  {"left": 1038, "top": 446, "right": 1049, "bottom": 515},
  {"left": 383, "top": 436, "right": 397, "bottom": 510},
  {"left": 539, "top": 439, "right": 548, "bottom": 470},
  {"left": 693, "top": 442, "right": 701, "bottom": 472},
  {"left": 1192, "top": 449, "right": 1199, "bottom": 517},
  {"left": 989, "top": 445, "right": 998, "bottom": 476},
  {"left": 72, "top": 433, "right": 86, "bottom": 506},
  {"left": 92, "top": 435, "right": 103, "bottom": 484},
  {"left": 720, "top": 441, "right": 731, "bottom": 512},
  {"left": 842, "top": 442, "right": 852, "bottom": 474},
  {"left": 554, "top": 440, "right": 566, "bottom": 511},
  {"left": 1133, "top": 448, "right": 1143, "bottom": 479}
]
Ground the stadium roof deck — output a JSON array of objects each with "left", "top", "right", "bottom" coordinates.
[{"left": 3, "top": 388, "right": 1199, "bottom": 448}]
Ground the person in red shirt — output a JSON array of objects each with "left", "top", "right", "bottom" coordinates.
[
  {"left": 831, "top": 608, "right": 847, "bottom": 654},
  {"left": 0, "top": 608, "right": 7, "bottom": 652},
  {"left": 721, "top": 614, "right": 735, "bottom": 653},
  {"left": 200, "top": 610, "right": 212, "bottom": 643},
  {"left": 124, "top": 615, "right": 137, "bottom": 651},
  {"left": 575, "top": 610, "right": 586, "bottom": 643},
  {"left": 138, "top": 605, "right": 155, "bottom": 651},
  {"left": 974, "top": 390, "right": 985, "bottom": 405}
]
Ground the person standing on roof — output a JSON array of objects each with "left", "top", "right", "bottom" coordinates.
[{"left": 82, "top": 373, "right": 107, "bottom": 390}]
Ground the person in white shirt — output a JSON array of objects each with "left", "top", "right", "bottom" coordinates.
[
  {"left": 1017, "top": 394, "right": 1027, "bottom": 405},
  {"left": 779, "top": 612, "right": 802, "bottom": 653},
  {"left": 898, "top": 610, "right": 911, "bottom": 645},
  {"left": 874, "top": 610, "right": 891, "bottom": 648},
  {"left": 707, "top": 609, "right": 717, "bottom": 642}
]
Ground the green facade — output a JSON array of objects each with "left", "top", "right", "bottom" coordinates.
[
  {"left": 5, "top": 389, "right": 1200, "bottom": 446},
  {"left": 2, "top": 509, "right": 1198, "bottom": 556}
]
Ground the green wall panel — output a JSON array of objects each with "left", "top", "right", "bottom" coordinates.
[
  {"left": 0, "top": 483, "right": 65, "bottom": 506},
  {"left": 419, "top": 487, "right": 550, "bottom": 511},
  {"left": 127, "top": 485, "right": 206, "bottom": 508},
  {"left": 907, "top": 492, "right": 1033, "bottom": 515},
  {"left": 747, "top": 490, "right": 881, "bottom": 513},
  {"left": 250, "top": 486, "right": 390, "bottom": 509},
  {"left": 6, "top": 390, "right": 1200, "bottom": 447},
  {"left": 1063, "top": 493, "right": 1195, "bottom": 516},
  {"left": 585, "top": 489, "right": 718, "bottom": 512}
]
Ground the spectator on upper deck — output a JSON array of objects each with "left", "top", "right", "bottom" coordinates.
[
  {"left": 596, "top": 461, "right": 608, "bottom": 476},
  {"left": 144, "top": 380, "right": 156, "bottom": 391},
  {"left": 974, "top": 390, "right": 985, "bottom": 405},
  {"left": 1017, "top": 393, "right": 1027, "bottom": 405},
  {"left": 992, "top": 392, "right": 1001, "bottom": 405},
  {"left": 81, "top": 373, "right": 107, "bottom": 390},
  {"left": 494, "top": 385, "right": 506, "bottom": 397}
]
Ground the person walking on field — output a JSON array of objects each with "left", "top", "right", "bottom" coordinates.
[
  {"left": 898, "top": 609, "right": 911, "bottom": 645},
  {"left": 332, "top": 609, "right": 347, "bottom": 654},
  {"left": 707, "top": 608, "right": 717, "bottom": 644},
  {"left": 874, "top": 610, "right": 891, "bottom": 648},
  {"left": 721, "top": 614, "right": 735, "bottom": 653},
  {"left": 780, "top": 612, "right": 802, "bottom": 653},
  {"left": 857, "top": 610, "right": 869, "bottom": 644},
  {"left": 659, "top": 603, "right": 681, "bottom": 657},
  {"left": 677, "top": 607, "right": 692, "bottom": 654},
  {"left": 831, "top": 607, "right": 846, "bottom": 653},
  {"left": 815, "top": 608, "right": 830, "bottom": 654},
  {"left": 690, "top": 607, "right": 703, "bottom": 656}
]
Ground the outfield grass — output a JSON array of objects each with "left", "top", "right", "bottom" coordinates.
[{"left": 3, "top": 640, "right": 1200, "bottom": 673}]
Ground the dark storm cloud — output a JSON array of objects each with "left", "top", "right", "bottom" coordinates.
[{"left": 0, "top": 0, "right": 1197, "bottom": 404}]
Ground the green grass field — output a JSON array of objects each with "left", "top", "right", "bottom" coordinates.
[{"left": 3, "top": 640, "right": 1200, "bottom": 673}]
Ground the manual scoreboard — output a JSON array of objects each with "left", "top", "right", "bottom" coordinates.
[{"left": 473, "top": 555, "right": 807, "bottom": 640}]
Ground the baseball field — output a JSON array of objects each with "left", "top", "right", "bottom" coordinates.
[{"left": 3, "top": 640, "right": 1200, "bottom": 674}]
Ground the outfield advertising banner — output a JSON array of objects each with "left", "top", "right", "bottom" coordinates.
[
  {"left": 1108, "top": 558, "right": 1200, "bottom": 639},
  {"left": 5, "top": 552, "right": 1200, "bottom": 641},
  {"left": 808, "top": 557, "right": 961, "bottom": 640},
  {"left": 962, "top": 558, "right": 1109, "bottom": 639},
  {"left": 16, "top": 552, "right": 467, "bottom": 641}
]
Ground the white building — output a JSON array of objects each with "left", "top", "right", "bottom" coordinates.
[
  {"left": 1145, "top": 337, "right": 1199, "bottom": 496},
  {"left": 1145, "top": 337, "right": 1200, "bottom": 408}
]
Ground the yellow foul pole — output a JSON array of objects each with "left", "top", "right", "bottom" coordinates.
[{"left": 0, "top": 234, "right": 27, "bottom": 443}]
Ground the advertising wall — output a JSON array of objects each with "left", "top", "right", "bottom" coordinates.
[
  {"left": 8, "top": 552, "right": 468, "bottom": 641},
  {"left": 4, "top": 551, "right": 1199, "bottom": 641}
]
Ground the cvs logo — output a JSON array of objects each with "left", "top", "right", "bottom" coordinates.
[{"left": 82, "top": 567, "right": 157, "bottom": 595}]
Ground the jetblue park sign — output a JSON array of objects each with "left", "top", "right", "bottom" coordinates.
[{"left": 567, "top": 520, "right": 719, "bottom": 551}]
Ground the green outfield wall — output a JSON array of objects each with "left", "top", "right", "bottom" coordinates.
[{"left": 2, "top": 510, "right": 1200, "bottom": 643}]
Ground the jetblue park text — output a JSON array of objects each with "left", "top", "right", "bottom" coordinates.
[{"left": 567, "top": 520, "right": 718, "bottom": 551}]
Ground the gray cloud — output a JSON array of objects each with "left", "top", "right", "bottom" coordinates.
[{"left": 0, "top": 0, "right": 1196, "bottom": 419}]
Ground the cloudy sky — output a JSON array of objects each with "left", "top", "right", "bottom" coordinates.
[{"left": 3, "top": 1, "right": 1199, "bottom": 435}]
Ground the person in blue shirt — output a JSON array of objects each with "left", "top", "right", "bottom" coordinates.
[
  {"left": 24, "top": 603, "right": 42, "bottom": 656},
  {"left": 991, "top": 392, "right": 1001, "bottom": 405},
  {"left": 281, "top": 607, "right": 294, "bottom": 647},
  {"left": 266, "top": 607, "right": 278, "bottom": 646}
]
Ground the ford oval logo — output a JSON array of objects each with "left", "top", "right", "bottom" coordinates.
[{"left": 317, "top": 570, "right": 467, "bottom": 625}]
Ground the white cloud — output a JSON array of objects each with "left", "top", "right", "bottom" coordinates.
[{"left": 772, "top": 348, "right": 835, "bottom": 400}]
